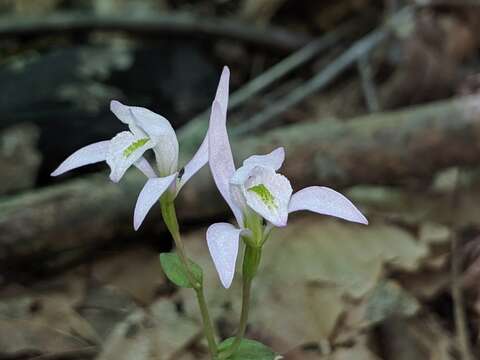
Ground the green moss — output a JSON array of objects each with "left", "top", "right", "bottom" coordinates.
[
  {"left": 123, "top": 138, "right": 149, "bottom": 157},
  {"left": 248, "top": 184, "right": 277, "bottom": 209}
]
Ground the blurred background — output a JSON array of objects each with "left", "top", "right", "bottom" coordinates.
[{"left": 1, "top": 0, "right": 480, "bottom": 359}]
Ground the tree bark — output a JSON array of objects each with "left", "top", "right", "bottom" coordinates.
[{"left": 1, "top": 95, "right": 480, "bottom": 262}]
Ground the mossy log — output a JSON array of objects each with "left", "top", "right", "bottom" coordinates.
[{"left": 1, "top": 95, "right": 480, "bottom": 262}]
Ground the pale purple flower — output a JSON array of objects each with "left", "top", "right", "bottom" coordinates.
[
  {"left": 207, "top": 66, "right": 368, "bottom": 288},
  {"left": 50, "top": 83, "right": 225, "bottom": 230}
]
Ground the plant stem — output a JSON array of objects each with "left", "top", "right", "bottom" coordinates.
[
  {"left": 233, "top": 276, "right": 252, "bottom": 346},
  {"left": 195, "top": 286, "right": 218, "bottom": 357},
  {"left": 160, "top": 197, "right": 218, "bottom": 358},
  {"left": 219, "top": 244, "right": 259, "bottom": 359}
]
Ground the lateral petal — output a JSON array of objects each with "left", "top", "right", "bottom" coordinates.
[
  {"left": 206, "top": 222, "right": 242, "bottom": 288},
  {"left": 243, "top": 147, "right": 285, "bottom": 171},
  {"left": 177, "top": 134, "right": 208, "bottom": 192},
  {"left": 209, "top": 100, "right": 244, "bottom": 225},
  {"left": 215, "top": 66, "right": 230, "bottom": 117},
  {"left": 177, "top": 66, "right": 231, "bottom": 192},
  {"left": 110, "top": 100, "right": 147, "bottom": 137},
  {"left": 51, "top": 141, "right": 109, "bottom": 176},
  {"left": 130, "top": 107, "right": 179, "bottom": 175},
  {"left": 133, "top": 174, "right": 177, "bottom": 230},
  {"left": 134, "top": 157, "right": 157, "bottom": 178},
  {"left": 288, "top": 186, "right": 368, "bottom": 225}
]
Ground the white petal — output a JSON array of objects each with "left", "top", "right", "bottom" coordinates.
[
  {"left": 288, "top": 186, "right": 368, "bottom": 225},
  {"left": 106, "top": 131, "right": 155, "bottom": 183},
  {"left": 243, "top": 147, "right": 285, "bottom": 171},
  {"left": 209, "top": 100, "right": 244, "bottom": 225},
  {"left": 134, "top": 157, "right": 157, "bottom": 178},
  {"left": 111, "top": 100, "right": 179, "bottom": 175},
  {"left": 51, "top": 141, "right": 109, "bottom": 176},
  {"left": 243, "top": 166, "right": 292, "bottom": 227},
  {"left": 215, "top": 66, "right": 230, "bottom": 117},
  {"left": 176, "top": 67, "right": 230, "bottom": 192},
  {"left": 177, "top": 133, "right": 208, "bottom": 192},
  {"left": 110, "top": 100, "right": 133, "bottom": 124},
  {"left": 110, "top": 100, "right": 147, "bottom": 137},
  {"left": 206, "top": 222, "right": 242, "bottom": 288},
  {"left": 134, "top": 174, "right": 177, "bottom": 230},
  {"left": 130, "top": 107, "right": 179, "bottom": 175},
  {"left": 229, "top": 164, "right": 255, "bottom": 217}
]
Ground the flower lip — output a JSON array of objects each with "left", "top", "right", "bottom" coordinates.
[
  {"left": 231, "top": 164, "right": 292, "bottom": 227},
  {"left": 106, "top": 131, "right": 156, "bottom": 183}
]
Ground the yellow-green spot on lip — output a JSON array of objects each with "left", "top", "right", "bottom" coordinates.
[
  {"left": 248, "top": 184, "right": 277, "bottom": 209},
  {"left": 123, "top": 138, "right": 149, "bottom": 157}
]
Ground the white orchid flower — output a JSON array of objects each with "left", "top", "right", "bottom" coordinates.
[
  {"left": 207, "top": 66, "right": 368, "bottom": 289},
  {"left": 51, "top": 92, "right": 218, "bottom": 230}
]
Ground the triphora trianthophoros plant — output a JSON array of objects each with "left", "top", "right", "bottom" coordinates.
[{"left": 52, "top": 66, "right": 368, "bottom": 359}]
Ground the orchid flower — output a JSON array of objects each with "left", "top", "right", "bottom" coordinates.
[
  {"left": 51, "top": 96, "right": 214, "bottom": 230},
  {"left": 207, "top": 66, "right": 368, "bottom": 288}
]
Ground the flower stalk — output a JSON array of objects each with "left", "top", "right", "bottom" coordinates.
[
  {"left": 160, "top": 196, "right": 218, "bottom": 357},
  {"left": 219, "top": 242, "right": 260, "bottom": 359}
]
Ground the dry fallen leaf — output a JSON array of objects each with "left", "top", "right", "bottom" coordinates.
[{"left": 179, "top": 215, "right": 427, "bottom": 354}]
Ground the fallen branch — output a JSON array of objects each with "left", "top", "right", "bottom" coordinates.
[
  {"left": 0, "top": 11, "right": 310, "bottom": 52},
  {"left": 1, "top": 95, "right": 480, "bottom": 263}
]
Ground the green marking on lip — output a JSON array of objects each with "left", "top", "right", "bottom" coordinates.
[
  {"left": 123, "top": 138, "right": 149, "bottom": 157},
  {"left": 248, "top": 184, "right": 277, "bottom": 209}
]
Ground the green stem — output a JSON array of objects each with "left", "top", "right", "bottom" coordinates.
[
  {"left": 219, "top": 244, "right": 260, "bottom": 359},
  {"left": 196, "top": 286, "right": 218, "bottom": 356},
  {"left": 160, "top": 197, "right": 218, "bottom": 357}
]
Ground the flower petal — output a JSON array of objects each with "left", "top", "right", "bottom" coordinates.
[
  {"left": 209, "top": 99, "right": 244, "bottom": 225},
  {"left": 130, "top": 107, "right": 179, "bottom": 176},
  {"left": 243, "top": 147, "right": 285, "bottom": 171},
  {"left": 215, "top": 66, "right": 230, "bottom": 116},
  {"left": 134, "top": 173, "right": 177, "bottom": 230},
  {"left": 110, "top": 100, "right": 134, "bottom": 124},
  {"left": 177, "top": 66, "right": 231, "bottom": 192},
  {"left": 111, "top": 100, "right": 179, "bottom": 175},
  {"left": 177, "top": 134, "right": 208, "bottom": 192},
  {"left": 110, "top": 100, "right": 147, "bottom": 137},
  {"left": 51, "top": 141, "right": 109, "bottom": 176},
  {"left": 243, "top": 166, "right": 292, "bottom": 227},
  {"left": 106, "top": 131, "right": 155, "bottom": 183},
  {"left": 206, "top": 222, "right": 242, "bottom": 288},
  {"left": 134, "top": 157, "right": 157, "bottom": 178},
  {"left": 288, "top": 186, "right": 368, "bottom": 225},
  {"left": 177, "top": 66, "right": 230, "bottom": 191}
]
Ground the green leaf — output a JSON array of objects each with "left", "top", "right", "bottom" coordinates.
[
  {"left": 217, "top": 338, "right": 277, "bottom": 360},
  {"left": 159, "top": 253, "right": 202, "bottom": 288}
]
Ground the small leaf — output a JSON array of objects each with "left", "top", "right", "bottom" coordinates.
[
  {"left": 217, "top": 338, "right": 278, "bottom": 360},
  {"left": 159, "top": 253, "right": 202, "bottom": 288}
]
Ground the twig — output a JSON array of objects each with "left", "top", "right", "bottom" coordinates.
[
  {"left": 416, "top": 0, "right": 480, "bottom": 7},
  {"left": 0, "top": 11, "right": 309, "bottom": 52},
  {"left": 179, "top": 22, "right": 352, "bottom": 152},
  {"left": 232, "top": 7, "right": 412, "bottom": 136},
  {"left": 22, "top": 347, "right": 97, "bottom": 360},
  {"left": 357, "top": 54, "right": 381, "bottom": 112},
  {"left": 450, "top": 168, "right": 474, "bottom": 360}
]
